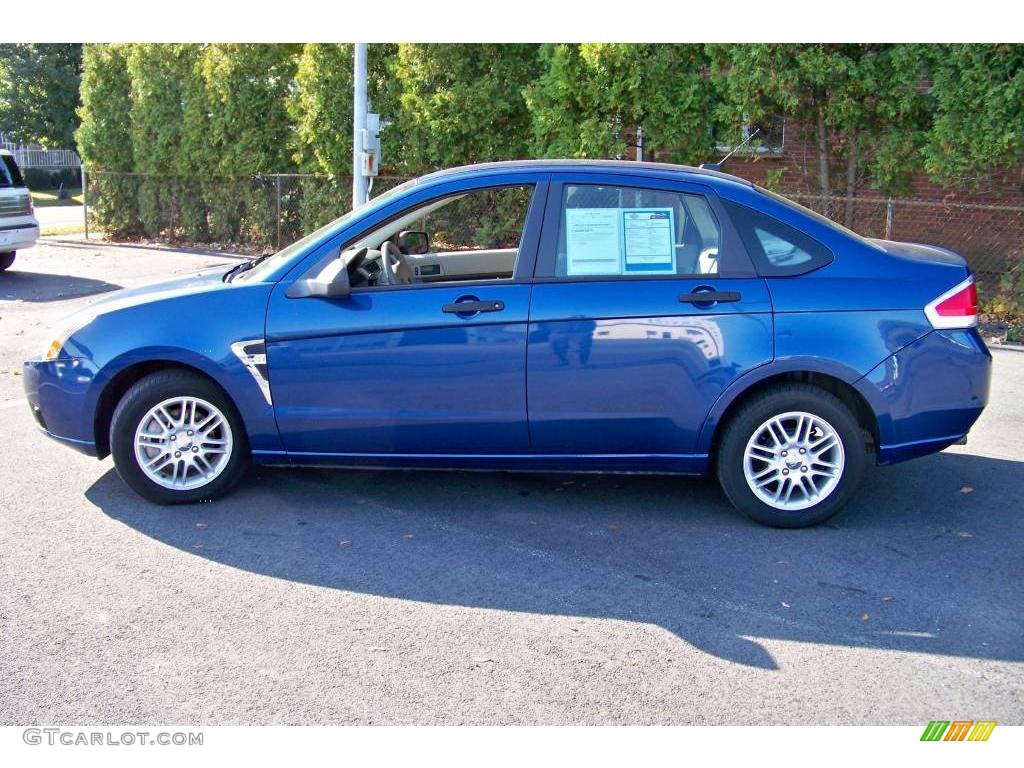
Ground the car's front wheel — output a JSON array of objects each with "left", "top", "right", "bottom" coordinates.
[
  {"left": 0, "top": 252, "right": 16, "bottom": 271},
  {"left": 716, "top": 384, "right": 867, "bottom": 527},
  {"left": 110, "top": 370, "right": 250, "bottom": 504}
]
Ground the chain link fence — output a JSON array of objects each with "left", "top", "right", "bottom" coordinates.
[
  {"left": 83, "top": 171, "right": 1024, "bottom": 320},
  {"left": 84, "top": 171, "right": 413, "bottom": 252},
  {"left": 784, "top": 192, "right": 1024, "bottom": 321}
]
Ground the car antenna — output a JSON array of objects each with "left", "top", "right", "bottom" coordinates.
[{"left": 700, "top": 127, "right": 760, "bottom": 173}]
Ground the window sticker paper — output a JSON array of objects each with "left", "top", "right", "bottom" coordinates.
[{"left": 622, "top": 208, "right": 675, "bottom": 274}]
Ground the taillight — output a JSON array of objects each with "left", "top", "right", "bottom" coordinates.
[{"left": 924, "top": 277, "right": 978, "bottom": 329}]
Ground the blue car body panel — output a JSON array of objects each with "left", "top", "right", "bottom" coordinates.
[
  {"left": 22, "top": 160, "right": 991, "bottom": 480},
  {"left": 266, "top": 282, "right": 533, "bottom": 456},
  {"left": 526, "top": 279, "right": 773, "bottom": 462},
  {"left": 862, "top": 327, "right": 991, "bottom": 463},
  {"left": 24, "top": 270, "right": 282, "bottom": 456}
]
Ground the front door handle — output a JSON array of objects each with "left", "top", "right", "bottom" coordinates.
[
  {"left": 442, "top": 299, "right": 505, "bottom": 314},
  {"left": 678, "top": 290, "right": 741, "bottom": 305}
]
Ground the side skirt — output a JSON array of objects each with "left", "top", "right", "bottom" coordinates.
[{"left": 251, "top": 450, "right": 709, "bottom": 475}]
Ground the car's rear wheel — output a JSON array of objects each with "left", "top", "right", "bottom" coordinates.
[
  {"left": 0, "top": 252, "right": 15, "bottom": 271},
  {"left": 716, "top": 384, "right": 867, "bottom": 528},
  {"left": 110, "top": 370, "right": 249, "bottom": 504}
]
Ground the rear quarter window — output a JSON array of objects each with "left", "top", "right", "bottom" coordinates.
[{"left": 721, "top": 198, "right": 833, "bottom": 277}]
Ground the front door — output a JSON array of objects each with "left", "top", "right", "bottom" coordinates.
[
  {"left": 266, "top": 180, "right": 545, "bottom": 460},
  {"left": 526, "top": 176, "right": 773, "bottom": 468}
]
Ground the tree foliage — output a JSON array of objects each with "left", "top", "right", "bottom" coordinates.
[
  {"left": 526, "top": 43, "right": 715, "bottom": 164},
  {"left": 199, "top": 44, "right": 299, "bottom": 176},
  {"left": 0, "top": 44, "right": 82, "bottom": 148},
  {"left": 77, "top": 44, "right": 138, "bottom": 237},
  {"left": 73, "top": 43, "right": 1024, "bottom": 249},
  {"left": 923, "top": 44, "right": 1024, "bottom": 181},
  {"left": 127, "top": 45, "right": 202, "bottom": 236},
  {"left": 390, "top": 44, "right": 541, "bottom": 173}
]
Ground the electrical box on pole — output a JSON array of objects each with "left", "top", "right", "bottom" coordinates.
[{"left": 359, "top": 112, "right": 381, "bottom": 178}]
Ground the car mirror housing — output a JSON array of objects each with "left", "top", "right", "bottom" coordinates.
[{"left": 286, "top": 248, "right": 363, "bottom": 299}]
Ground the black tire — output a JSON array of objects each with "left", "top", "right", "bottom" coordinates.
[
  {"left": 716, "top": 383, "right": 867, "bottom": 528},
  {"left": 0, "top": 252, "right": 15, "bottom": 271},
  {"left": 110, "top": 369, "right": 250, "bottom": 505}
]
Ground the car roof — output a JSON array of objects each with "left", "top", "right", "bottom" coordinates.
[
  {"left": 416, "top": 159, "right": 753, "bottom": 189},
  {"left": 0, "top": 149, "right": 11, "bottom": 156}
]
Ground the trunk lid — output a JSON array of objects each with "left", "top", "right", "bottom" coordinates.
[{"left": 868, "top": 238, "right": 969, "bottom": 269}]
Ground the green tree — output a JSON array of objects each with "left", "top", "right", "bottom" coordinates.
[
  {"left": 390, "top": 43, "right": 541, "bottom": 174},
  {"left": 198, "top": 44, "right": 300, "bottom": 243},
  {"left": 127, "top": 44, "right": 202, "bottom": 236},
  {"left": 923, "top": 44, "right": 1024, "bottom": 182},
  {"left": 0, "top": 44, "right": 82, "bottom": 148},
  {"left": 289, "top": 44, "right": 399, "bottom": 230},
  {"left": 525, "top": 44, "right": 715, "bottom": 164},
  {"left": 200, "top": 44, "right": 299, "bottom": 176},
  {"left": 76, "top": 44, "right": 139, "bottom": 237},
  {"left": 710, "top": 44, "right": 932, "bottom": 220}
]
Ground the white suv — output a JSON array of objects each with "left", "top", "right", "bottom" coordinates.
[{"left": 0, "top": 149, "right": 39, "bottom": 271}]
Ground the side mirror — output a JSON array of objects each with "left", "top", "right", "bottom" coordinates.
[
  {"left": 398, "top": 230, "right": 429, "bottom": 256},
  {"left": 286, "top": 248, "right": 364, "bottom": 299}
]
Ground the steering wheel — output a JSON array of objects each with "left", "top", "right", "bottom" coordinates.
[{"left": 379, "top": 241, "right": 413, "bottom": 286}]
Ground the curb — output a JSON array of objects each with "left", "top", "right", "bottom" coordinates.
[{"left": 989, "top": 341, "right": 1024, "bottom": 353}]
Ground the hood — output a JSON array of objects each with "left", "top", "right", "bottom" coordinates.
[{"left": 59, "top": 266, "right": 234, "bottom": 330}]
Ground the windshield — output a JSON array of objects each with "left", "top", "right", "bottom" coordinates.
[
  {"left": 755, "top": 185, "right": 881, "bottom": 248},
  {"left": 235, "top": 177, "right": 422, "bottom": 282}
]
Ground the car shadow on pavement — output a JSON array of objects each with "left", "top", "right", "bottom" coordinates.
[
  {"left": 86, "top": 450, "right": 1024, "bottom": 670},
  {"left": 0, "top": 270, "right": 122, "bottom": 303}
]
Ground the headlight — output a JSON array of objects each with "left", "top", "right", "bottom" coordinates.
[
  {"left": 43, "top": 336, "right": 64, "bottom": 360},
  {"left": 42, "top": 313, "right": 97, "bottom": 360},
  {"left": 43, "top": 328, "right": 76, "bottom": 360}
]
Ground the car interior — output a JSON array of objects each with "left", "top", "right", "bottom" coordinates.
[{"left": 346, "top": 186, "right": 531, "bottom": 288}]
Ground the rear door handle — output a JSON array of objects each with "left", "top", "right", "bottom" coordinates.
[
  {"left": 442, "top": 300, "right": 505, "bottom": 314},
  {"left": 678, "top": 290, "right": 741, "bottom": 305}
]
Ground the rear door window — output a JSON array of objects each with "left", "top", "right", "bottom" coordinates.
[
  {"left": 0, "top": 155, "right": 25, "bottom": 188},
  {"left": 551, "top": 184, "right": 725, "bottom": 278}
]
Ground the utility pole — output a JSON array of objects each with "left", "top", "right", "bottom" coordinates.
[
  {"left": 352, "top": 43, "right": 369, "bottom": 210},
  {"left": 636, "top": 125, "right": 643, "bottom": 162}
]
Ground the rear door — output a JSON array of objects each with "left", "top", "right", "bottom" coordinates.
[{"left": 526, "top": 174, "right": 774, "bottom": 466}]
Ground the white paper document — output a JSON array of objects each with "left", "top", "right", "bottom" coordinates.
[
  {"left": 565, "top": 208, "right": 622, "bottom": 275},
  {"left": 564, "top": 206, "right": 676, "bottom": 276}
]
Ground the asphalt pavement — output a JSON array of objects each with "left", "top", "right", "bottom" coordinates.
[
  {"left": 32, "top": 204, "right": 86, "bottom": 231},
  {"left": 1, "top": 239, "right": 1021, "bottom": 724}
]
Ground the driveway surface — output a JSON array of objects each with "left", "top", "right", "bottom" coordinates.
[{"left": 1, "top": 239, "right": 1021, "bottom": 724}]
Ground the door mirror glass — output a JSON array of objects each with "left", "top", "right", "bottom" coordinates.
[{"left": 398, "top": 229, "right": 429, "bottom": 255}]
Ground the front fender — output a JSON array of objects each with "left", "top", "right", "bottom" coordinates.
[
  {"left": 87, "top": 346, "right": 283, "bottom": 454},
  {"left": 57, "top": 279, "right": 283, "bottom": 455}
]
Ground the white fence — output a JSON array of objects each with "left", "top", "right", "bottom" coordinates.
[{"left": 0, "top": 142, "right": 81, "bottom": 169}]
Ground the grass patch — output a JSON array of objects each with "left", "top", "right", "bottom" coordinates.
[
  {"left": 40, "top": 223, "right": 86, "bottom": 237},
  {"left": 31, "top": 189, "right": 84, "bottom": 207}
]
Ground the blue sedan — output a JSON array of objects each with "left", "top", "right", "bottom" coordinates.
[{"left": 23, "top": 161, "right": 991, "bottom": 527}]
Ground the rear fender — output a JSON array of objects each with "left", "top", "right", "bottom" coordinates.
[{"left": 696, "top": 356, "right": 894, "bottom": 458}]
